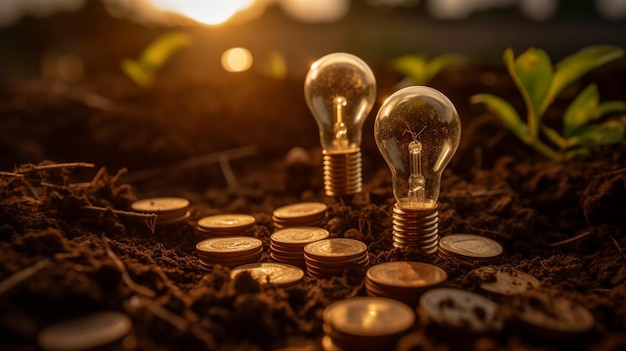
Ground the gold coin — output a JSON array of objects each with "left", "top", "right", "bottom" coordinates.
[
  {"left": 131, "top": 197, "right": 189, "bottom": 213},
  {"left": 419, "top": 288, "right": 503, "bottom": 333},
  {"left": 273, "top": 202, "right": 327, "bottom": 220},
  {"left": 198, "top": 247, "right": 263, "bottom": 263},
  {"left": 514, "top": 291, "right": 594, "bottom": 337},
  {"left": 231, "top": 262, "right": 304, "bottom": 287},
  {"left": 472, "top": 266, "right": 540, "bottom": 296},
  {"left": 367, "top": 261, "right": 447, "bottom": 290},
  {"left": 439, "top": 234, "right": 503, "bottom": 260},
  {"left": 197, "top": 214, "right": 255, "bottom": 230},
  {"left": 304, "top": 238, "right": 367, "bottom": 261},
  {"left": 323, "top": 297, "right": 415, "bottom": 337},
  {"left": 37, "top": 311, "right": 132, "bottom": 351},
  {"left": 271, "top": 227, "right": 330, "bottom": 246},
  {"left": 196, "top": 237, "right": 262, "bottom": 257}
]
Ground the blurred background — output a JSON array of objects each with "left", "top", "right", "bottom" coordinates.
[{"left": 1, "top": 0, "right": 625, "bottom": 81}]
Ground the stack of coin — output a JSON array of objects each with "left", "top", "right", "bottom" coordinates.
[
  {"left": 272, "top": 202, "right": 327, "bottom": 229},
  {"left": 471, "top": 266, "right": 540, "bottom": 297},
  {"left": 419, "top": 288, "right": 503, "bottom": 334},
  {"left": 322, "top": 297, "right": 415, "bottom": 351},
  {"left": 303, "top": 238, "right": 369, "bottom": 278},
  {"left": 131, "top": 197, "right": 190, "bottom": 225},
  {"left": 392, "top": 204, "right": 439, "bottom": 253},
  {"left": 196, "top": 214, "right": 256, "bottom": 240},
  {"left": 270, "top": 227, "right": 330, "bottom": 267},
  {"left": 365, "top": 261, "right": 447, "bottom": 307},
  {"left": 438, "top": 234, "right": 503, "bottom": 261},
  {"left": 195, "top": 236, "right": 263, "bottom": 271},
  {"left": 230, "top": 262, "right": 304, "bottom": 289}
]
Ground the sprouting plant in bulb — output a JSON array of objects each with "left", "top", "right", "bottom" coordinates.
[
  {"left": 374, "top": 86, "right": 460, "bottom": 253},
  {"left": 304, "top": 53, "right": 376, "bottom": 196}
]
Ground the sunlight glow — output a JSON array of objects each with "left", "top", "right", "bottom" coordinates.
[
  {"left": 149, "top": 0, "right": 253, "bottom": 25},
  {"left": 222, "top": 47, "right": 253, "bottom": 72}
]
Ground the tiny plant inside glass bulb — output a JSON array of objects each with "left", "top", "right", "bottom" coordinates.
[
  {"left": 304, "top": 53, "right": 376, "bottom": 153},
  {"left": 375, "top": 86, "right": 461, "bottom": 209}
]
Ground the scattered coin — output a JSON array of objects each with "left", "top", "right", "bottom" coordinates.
[
  {"left": 322, "top": 297, "right": 415, "bottom": 351},
  {"left": 231, "top": 262, "right": 304, "bottom": 289},
  {"left": 273, "top": 202, "right": 327, "bottom": 229},
  {"left": 196, "top": 236, "right": 263, "bottom": 270},
  {"left": 419, "top": 288, "right": 503, "bottom": 334},
  {"left": 438, "top": 234, "right": 503, "bottom": 261},
  {"left": 196, "top": 214, "right": 255, "bottom": 239},
  {"left": 471, "top": 266, "right": 540, "bottom": 297},
  {"left": 514, "top": 291, "right": 594, "bottom": 340},
  {"left": 365, "top": 261, "right": 447, "bottom": 306},
  {"left": 131, "top": 197, "right": 190, "bottom": 225},
  {"left": 37, "top": 311, "right": 132, "bottom": 351},
  {"left": 303, "top": 238, "right": 369, "bottom": 278}
]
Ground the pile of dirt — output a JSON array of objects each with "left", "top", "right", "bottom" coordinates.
[{"left": 1, "top": 64, "right": 625, "bottom": 350}]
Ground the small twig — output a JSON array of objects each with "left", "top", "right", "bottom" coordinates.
[
  {"left": 122, "top": 145, "right": 258, "bottom": 183},
  {"left": 0, "top": 171, "right": 24, "bottom": 178},
  {"left": 548, "top": 231, "right": 592, "bottom": 247},
  {"left": 0, "top": 258, "right": 50, "bottom": 295},
  {"left": 0, "top": 253, "right": 77, "bottom": 295},
  {"left": 17, "top": 162, "right": 95, "bottom": 174},
  {"left": 592, "top": 168, "right": 626, "bottom": 179},
  {"left": 82, "top": 206, "right": 157, "bottom": 233},
  {"left": 609, "top": 235, "right": 626, "bottom": 261},
  {"left": 40, "top": 182, "right": 68, "bottom": 191},
  {"left": 103, "top": 236, "right": 156, "bottom": 298},
  {"left": 129, "top": 295, "right": 188, "bottom": 331},
  {"left": 90, "top": 167, "right": 108, "bottom": 187},
  {"left": 219, "top": 155, "right": 237, "bottom": 188}
]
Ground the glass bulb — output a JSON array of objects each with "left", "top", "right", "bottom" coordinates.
[
  {"left": 304, "top": 52, "right": 376, "bottom": 196},
  {"left": 375, "top": 86, "right": 460, "bottom": 209}
]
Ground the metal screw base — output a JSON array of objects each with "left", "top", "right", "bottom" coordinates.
[
  {"left": 392, "top": 203, "right": 439, "bottom": 254},
  {"left": 322, "top": 149, "right": 362, "bottom": 196}
]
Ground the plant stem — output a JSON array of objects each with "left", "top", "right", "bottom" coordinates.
[{"left": 528, "top": 139, "right": 558, "bottom": 160}]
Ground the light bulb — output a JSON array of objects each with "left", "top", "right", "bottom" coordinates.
[
  {"left": 304, "top": 53, "right": 376, "bottom": 196},
  {"left": 374, "top": 86, "right": 461, "bottom": 253}
]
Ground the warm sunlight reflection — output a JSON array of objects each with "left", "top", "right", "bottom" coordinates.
[
  {"left": 148, "top": 0, "right": 253, "bottom": 25},
  {"left": 222, "top": 48, "right": 253, "bottom": 72}
]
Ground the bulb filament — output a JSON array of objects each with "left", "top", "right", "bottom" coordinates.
[
  {"left": 333, "top": 96, "right": 348, "bottom": 148},
  {"left": 408, "top": 140, "right": 425, "bottom": 206}
]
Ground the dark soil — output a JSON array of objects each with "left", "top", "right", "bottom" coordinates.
[{"left": 1, "top": 62, "right": 626, "bottom": 351}]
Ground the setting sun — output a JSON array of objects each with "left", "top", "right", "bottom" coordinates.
[
  {"left": 148, "top": 0, "right": 253, "bottom": 25},
  {"left": 222, "top": 47, "right": 253, "bottom": 72}
]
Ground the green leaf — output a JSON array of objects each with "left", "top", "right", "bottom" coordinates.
[
  {"left": 121, "top": 59, "right": 153, "bottom": 87},
  {"left": 541, "top": 124, "right": 567, "bottom": 148},
  {"left": 139, "top": 31, "right": 192, "bottom": 72},
  {"left": 426, "top": 54, "right": 465, "bottom": 81},
  {"left": 596, "top": 101, "right": 626, "bottom": 119},
  {"left": 564, "top": 148, "right": 590, "bottom": 160},
  {"left": 563, "top": 84, "right": 599, "bottom": 137},
  {"left": 504, "top": 48, "right": 553, "bottom": 138},
  {"left": 542, "top": 45, "right": 624, "bottom": 114},
  {"left": 392, "top": 55, "right": 428, "bottom": 85},
  {"left": 470, "top": 94, "right": 531, "bottom": 143},
  {"left": 570, "top": 120, "right": 625, "bottom": 148}
]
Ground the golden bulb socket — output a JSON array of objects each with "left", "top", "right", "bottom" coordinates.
[
  {"left": 322, "top": 150, "right": 362, "bottom": 197},
  {"left": 391, "top": 203, "right": 439, "bottom": 254}
]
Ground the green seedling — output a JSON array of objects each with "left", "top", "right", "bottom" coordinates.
[
  {"left": 121, "top": 31, "right": 192, "bottom": 87},
  {"left": 471, "top": 45, "right": 625, "bottom": 160},
  {"left": 392, "top": 54, "right": 465, "bottom": 86}
]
